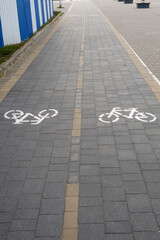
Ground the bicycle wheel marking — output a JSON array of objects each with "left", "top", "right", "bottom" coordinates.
[
  {"left": 4, "top": 109, "right": 58, "bottom": 125},
  {"left": 99, "top": 107, "right": 157, "bottom": 124}
]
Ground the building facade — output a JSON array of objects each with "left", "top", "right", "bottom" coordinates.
[{"left": 0, "top": 0, "right": 54, "bottom": 47}]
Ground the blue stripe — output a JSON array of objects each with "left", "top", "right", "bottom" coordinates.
[
  {"left": 48, "top": 0, "right": 51, "bottom": 18},
  {"left": 34, "top": 0, "right": 40, "bottom": 29},
  {"left": 16, "top": 0, "right": 29, "bottom": 41},
  {"left": 24, "top": 0, "right": 33, "bottom": 36},
  {"left": 49, "top": 0, "right": 51, "bottom": 18},
  {"left": 45, "top": 0, "right": 49, "bottom": 21},
  {"left": 0, "top": 18, "right": 4, "bottom": 47},
  {"left": 41, "top": 0, "right": 45, "bottom": 25}
]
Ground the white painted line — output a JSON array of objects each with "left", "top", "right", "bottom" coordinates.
[{"left": 120, "top": 34, "right": 160, "bottom": 86}]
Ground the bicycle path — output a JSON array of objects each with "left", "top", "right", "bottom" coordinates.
[{"left": 0, "top": 0, "right": 160, "bottom": 239}]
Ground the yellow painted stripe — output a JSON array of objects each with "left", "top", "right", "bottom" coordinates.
[
  {"left": 72, "top": 108, "right": 81, "bottom": 137},
  {"left": 79, "top": 56, "right": 84, "bottom": 67},
  {"left": 62, "top": 184, "right": 79, "bottom": 240},
  {"left": 77, "top": 75, "right": 83, "bottom": 89}
]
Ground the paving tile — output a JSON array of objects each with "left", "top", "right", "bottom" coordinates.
[
  {"left": 10, "top": 219, "right": 37, "bottom": 231},
  {"left": 105, "top": 221, "right": 132, "bottom": 234},
  {"left": 127, "top": 194, "right": 152, "bottom": 213},
  {"left": 40, "top": 198, "right": 64, "bottom": 215},
  {"left": 102, "top": 175, "right": 123, "bottom": 187},
  {"left": 80, "top": 184, "right": 101, "bottom": 197},
  {"left": 7, "top": 231, "right": 34, "bottom": 240},
  {"left": 79, "top": 224, "right": 105, "bottom": 240},
  {"left": 103, "top": 187, "right": 126, "bottom": 202},
  {"left": 124, "top": 181, "right": 147, "bottom": 194},
  {"left": 104, "top": 202, "right": 129, "bottom": 221},
  {"left": 23, "top": 179, "right": 45, "bottom": 194},
  {"left": 18, "top": 194, "right": 41, "bottom": 209},
  {"left": 43, "top": 183, "right": 66, "bottom": 198},
  {"left": 130, "top": 213, "right": 158, "bottom": 231},
  {"left": 134, "top": 232, "right": 160, "bottom": 240},
  {"left": 36, "top": 215, "right": 63, "bottom": 237},
  {"left": 15, "top": 209, "right": 39, "bottom": 220},
  {"left": 147, "top": 183, "right": 160, "bottom": 198},
  {"left": 79, "top": 206, "right": 104, "bottom": 223}
]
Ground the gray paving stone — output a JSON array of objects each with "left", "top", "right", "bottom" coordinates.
[
  {"left": 79, "top": 197, "right": 102, "bottom": 207},
  {"left": 40, "top": 198, "right": 64, "bottom": 215},
  {"left": 130, "top": 213, "right": 158, "bottom": 231},
  {"left": 23, "top": 179, "right": 45, "bottom": 194},
  {"left": 18, "top": 194, "right": 41, "bottom": 209},
  {"left": 143, "top": 171, "right": 160, "bottom": 182},
  {"left": 0, "top": 212, "right": 13, "bottom": 223},
  {"left": 80, "top": 175, "right": 100, "bottom": 184},
  {"left": 27, "top": 167, "right": 47, "bottom": 179},
  {"left": 79, "top": 224, "right": 105, "bottom": 240},
  {"left": 127, "top": 194, "right": 152, "bottom": 213},
  {"left": 43, "top": 183, "right": 65, "bottom": 198},
  {"left": 105, "top": 221, "right": 132, "bottom": 234},
  {"left": 30, "top": 157, "right": 50, "bottom": 167},
  {"left": 122, "top": 173, "right": 143, "bottom": 181},
  {"left": 80, "top": 184, "right": 101, "bottom": 197},
  {"left": 79, "top": 206, "right": 104, "bottom": 223},
  {"left": 102, "top": 175, "right": 123, "bottom": 188},
  {"left": 151, "top": 199, "right": 160, "bottom": 213},
  {"left": 47, "top": 171, "right": 67, "bottom": 183},
  {"left": 103, "top": 187, "right": 126, "bottom": 202},
  {"left": 0, "top": 182, "right": 23, "bottom": 197},
  {"left": 6, "top": 168, "right": 27, "bottom": 181},
  {"left": 80, "top": 165, "right": 99, "bottom": 176},
  {"left": 80, "top": 155, "right": 99, "bottom": 165},
  {"left": 34, "top": 146, "right": 52, "bottom": 157},
  {"left": 100, "top": 156, "right": 119, "bottom": 168},
  {"left": 105, "top": 234, "right": 133, "bottom": 240},
  {"left": 8, "top": 231, "right": 34, "bottom": 240},
  {"left": 134, "top": 232, "right": 160, "bottom": 240},
  {"left": 147, "top": 182, "right": 160, "bottom": 198},
  {"left": 124, "top": 181, "right": 147, "bottom": 194},
  {"left": 10, "top": 219, "right": 37, "bottom": 231},
  {"left": 120, "top": 161, "right": 140, "bottom": 174},
  {"left": 104, "top": 202, "right": 129, "bottom": 221},
  {"left": 36, "top": 215, "right": 63, "bottom": 237},
  {"left": 15, "top": 209, "right": 39, "bottom": 220},
  {"left": 117, "top": 149, "right": 137, "bottom": 161}
]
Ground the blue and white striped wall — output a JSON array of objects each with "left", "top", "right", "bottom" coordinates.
[{"left": 0, "top": 0, "right": 54, "bottom": 47}]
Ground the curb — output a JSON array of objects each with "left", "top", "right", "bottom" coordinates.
[{"left": 0, "top": 12, "right": 63, "bottom": 77}]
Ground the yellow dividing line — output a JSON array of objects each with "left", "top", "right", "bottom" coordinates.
[
  {"left": 62, "top": 184, "right": 79, "bottom": 240},
  {"left": 79, "top": 56, "right": 84, "bottom": 67},
  {"left": 91, "top": 1, "right": 160, "bottom": 103},
  {"left": 0, "top": 5, "right": 73, "bottom": 103},
  {"left": 63, "top": 14, "right": 85, "bottom": 240},
  {"left": 72, "top": 108, "right": 81, "bottom": 137},
  {"left": 77, "top": 75, "right": 83, "bottom": 89}
]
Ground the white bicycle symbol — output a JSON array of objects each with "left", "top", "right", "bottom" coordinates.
[
  {"left": 4, "top": 109, "right": 58, "bottom": 125},
  {"left": 99, "top": 107, "right": 156, "bottom": 123}
]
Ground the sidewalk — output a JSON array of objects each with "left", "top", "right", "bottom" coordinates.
[{"left": 0, "top": 0, "right": 160, "bottom": 239}]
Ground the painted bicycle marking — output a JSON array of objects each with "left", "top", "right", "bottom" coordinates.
[
  {"left": 4, "top": 109, "right": 58, "bottom": 125},
  {"left": 99, "top": 107, "right": 156, "bottom": 123}
]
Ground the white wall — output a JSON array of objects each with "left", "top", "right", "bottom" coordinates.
[
  {"left": 38, "top": 0, "right": 43, "bottom": 26},
  {"left": 0, "top": 0, "right": 21, "bottom": 46},
  {"left": 30, "top": 0, "right": 37, "bottom": 33}
]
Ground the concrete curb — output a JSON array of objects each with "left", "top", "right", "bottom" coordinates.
[{"left": 0, "top": 12, "right": 63, "bottom": 77}]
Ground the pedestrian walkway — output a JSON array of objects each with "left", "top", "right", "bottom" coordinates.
[{"left": 0, "top": 0, "right": 160, "bottom": 239}]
